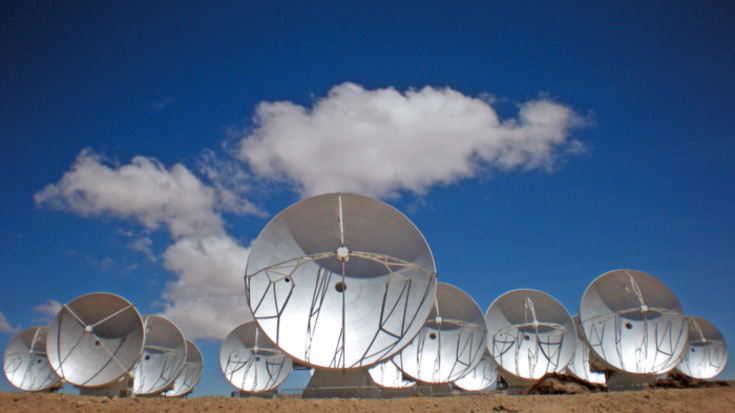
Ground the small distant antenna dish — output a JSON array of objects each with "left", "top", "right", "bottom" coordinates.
[
  {"left": 164, "top": 340, "right": 204, "bottom": 398},
  {"left": 46, "top": 293, "right": 144, "bottom": 389},
  {"left": 452, "top": 349, "right": 498, "bottom": 392},
  {"left": 3, "top": 327, "right": 63, "bottom": 392},
  {"left": 220, "top": 321, "right": 293, "bottom": 392},
  {"left": 485, "top": 289, "right": 575, "bottom": 392},
  {"left": 579, "top": 269, "right": 687, "bottom": 380},
  {"left": 133, "top": 315, "right": 187, "bottom": 396},
  {"left": 565, "top": 315, "right": 606, "bottom": 384},
  {"left": 676, "top": 316, "right": 727, "bottom": 379},
  {"left": 393, "top": 282, "right": 486, "bottom": 384},
  {"left": 368, "top": 360, "right": 415, "bottom": 389},
  {"left": 245, "top": 193, "right": 437, "bottom": 369}
]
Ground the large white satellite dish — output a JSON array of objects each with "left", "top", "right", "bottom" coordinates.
[
  {"left": 565, "top": 315, "right": 606, "bottom": 384},
  {"left": 676, "top": 316, "right": 727, "bottom": 379},
  {"left": 245, "top": 193, "right": 437, "bottom": 369},
  {"left": 393, "top": 282, "right": 486, "bottom": 384},
  {"left": 579, "top": 269, "right": 687, "bottom": 383},
  {"left": 133, "top": 315, "right": 187, "bottom": 396},
  {"left": 163, "top": 339, "right": 204, "bottom": 398},
  {"left": 46, "top": 293, "right": 144, "bottom": 390},
  {"left": 3, "top": 327, "right": 63, "bottom": 392},
  {"left": 452, "top": 350, "right": 498, "bottom": 392},
  {"left": 485, "top": 289, "right": 575, "bottom": 391},
  {"left": 220, "top": 321, "right": 293, "bottom": 392},
  {"left": 368, "top": 360, "right": 415, "bottom": 389}
]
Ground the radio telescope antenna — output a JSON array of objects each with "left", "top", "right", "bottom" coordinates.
[
  {"left": 675, "top": 316, "right": 727, "bottom": 379},
  {"left": 220, "top": 321, "right": 293, "bottom": 393},
  {"left": 485, "top": 289, "right": 575, "bottom": 394},
  {"left": 368, "top": 360, "right": 415, "bottom": 389},
  {"left": 3, "top": 327, "right": 63, "bottom": 392},
  {"left": 565, "top": 315, "right": 606, "bottom": 384},
  {"left": 453, "top": 349, "right": 499, "bottom": 392},
  {"left": 245, "top": 193, "right": 437, "bottom": 370},
  {"left": 46, "top": 293, "right": 144, "bottom": 395},
  {"left": 163, "top": 340, "right": 204, "bottom": 398},
  {"left": 393, "top": 282, "right": 487, "bottom": 384},
  {"left": 133, "top": 315, "right": 187, "bottom": 396},
  {"left": 579, "top": 269, "right": 687, "bottom": 390}
]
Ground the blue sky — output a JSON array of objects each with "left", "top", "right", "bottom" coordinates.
[{"left": 1, "top": 1, "right": 734, "bottom": 395}]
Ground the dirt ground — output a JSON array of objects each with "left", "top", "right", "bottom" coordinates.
[{"left": 2, "top": 387, "right": 735, "bottom": 413}]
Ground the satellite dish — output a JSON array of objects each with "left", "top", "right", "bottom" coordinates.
[
  {"left": 133, "top": 315, "right": 187, "bottom": 395},
  {"left": 676, "top": 316, "right": 727, "bottom": 379},
  {"left": 485, "top": 289, "right": 575, "bottom": 386},
  {"left": 579, "top": 269, "right": 687, "bottom": 376},
  {"left": 245, "top": 193, "right": 437, "bottom": 369},
  {"left": 164, "top": 340, "right": 204, "bottom": 398},
  {"left": 3, "top": 327, "right": 63, "bottom": 392},
  {"left": 452, "top": 349, "right": 498, "bottom": 392},
  {"left": 46, "top": 293, "right": 144, "bottom": 388},
  {"left": 393, "top": 282, "right": 486, "bottom": 384},
  {"left": 368, "top": 360, "right": 415, "bottom": 389},
  {"left": 220, "top": 321, "right": 293, "bottom": 392},
  {"left": 565, "top": 315, "right": 606, "bottom": 384}
]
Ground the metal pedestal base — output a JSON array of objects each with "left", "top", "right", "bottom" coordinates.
[
  {"left": 606, "top": 372, "right": 656, "bottom": 392},
  {"left": 499, "top": 375, "right": 537, "bottom": 395},
  {"left": 77, "top": 377, "right": 133, "bottom": 398},
  {"left": 231, "top": 390, "right": 277, "bottom": 399},
  {"left": 302, "top": 368, "right": 380, "bottom": 399},
  {"left": 416, "top": 383, "right": 453, "bottom": 397}
]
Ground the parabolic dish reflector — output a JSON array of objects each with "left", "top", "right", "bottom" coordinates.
[
  {"left": 579, "top": 269, "right": 687, "bottom": 375},
  {"left": 566, "top": 315, "right": 606, "bottom": 384},
  {"left": 220, "top": 321, "right": 293, "bottom": 392},
  {"left": 164, "top": 340, "right": 204, "bottom": 398},
  {"left": 3, "top": 327, "right": 62, "bottom": 392},
  {"left": 133, "top": 315, "right": 187, "bottom": 395},
  {"left": 485, "top": 289, "right": 575, "bottom": 381},
  {"left": 676, "top": 316, "right": 727, "bottom": 379},
  {"left": 246, "top": 193, "right": 438, "bottom": 369},
  {"left": 368, "top": 360, "right": 415, "bottom": 389},
  {"left": 46, "top": 293, "right": 144, "bottom": 388},
  {"left": 453, "top": 350, "right": 498, "bottom": 392},
  {"left": 393, "top": 282, "right": 486, "bottom": 383}
]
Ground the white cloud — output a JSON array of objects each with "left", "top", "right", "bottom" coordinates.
[
  {"left": 34, "top": 150, "right": 259, "bottom": 239},
  {"left": 32, "top": 300, "right": 63, "bottom": 323},
  {"left": 0, "top": 311, "right": 20, "bottom": 334},
  {"left": 35, "top": 151, "right": 256, "bottom": 340},
  {"left": 160, "top": 235, "right": 253, "bottom": 340},
  {"left": 130, "top": 236, "right": 156, "bottom": 262},
  {"left": 237, "top": 82, "right": 584, "bottom": 198}
]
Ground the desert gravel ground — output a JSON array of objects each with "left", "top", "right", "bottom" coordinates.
[{"left": 2, "top": 387, "right": 735, "bottom": 413}]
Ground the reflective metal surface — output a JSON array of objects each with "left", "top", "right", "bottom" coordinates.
[
  {"left": 220, "top": 321, "right": 293, "bottom": 392},
  {"left": 368, "top": 360, "right": 415, "bottom": 389},
  {"left": 565, "top": 315, "right": 606, "bottom": 384},
  {"left": 133, "top": 316, "right": 187, "bottom": 395},
  {"left": 46, "top": 293, "right": 144, "bottom": 388},
  {"left": 3, "top": 327, "right": 62, "bottom": 392},
  {"left": 580, "top": 269, "right": 687, "bottom": 375},
  {"left": 393, "top": 283, "right": 486, "bottom": 383},
  {"left": 164, "top": 340, "right": 204, "bottom": 397},
  {"left": 676, "top": 316, "right": 727, "bottom": 379},
  {"left": 485, "top": 289, "right": 575, "bottom": 381},
  {"left": 246, "top": 193, "right": 437, "bottom": 369},
  {"left": 452, "top": 350, "right": 498, "bottom": 392}
]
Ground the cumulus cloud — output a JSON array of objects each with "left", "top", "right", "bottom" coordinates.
[
  {"left": 32, "top": 299, "right": 62, "bottom": 323},
  {"left": 0, "top": 311, "right": 20, "bottom": 334},
  {"left": 35, "top": 151, "right": 255, "bottom": 340},
  {"left": 160, "top": 235, "right": 252, "bottom": 339},
  {"left": 236, "top": 82, "right": 584, "bottom": 198},
  {"left": 34, "top": 150, "right": 262, "bottom": 238}
]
